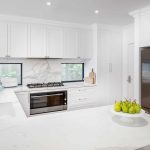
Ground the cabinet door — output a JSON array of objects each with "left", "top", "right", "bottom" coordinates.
[
  {"left": 0, "top": 22, "right": 7, "bottom": 57},
  {"left": 97, "top": 28, "right": 122, "bottom": 105},
  {"left": 29, "top": 24, "right": 46, "bottom": 58},
  {"left": 68, "top": 87, "right": 98, "bottom": 109},
  {"left": 46, "top": 26, "right": 63, "bottom": 58},
  {"left": 8, "top": 22, "right": 28, "bottom": 57},
  {"left": 63, "top": 28, "right": 78, "bottom": 58},
  {"left": 78, "top": 29, "right": 93, "bottom": 59},
  {"left": 140, "top": 13, "right": 150, "bottom": 47},
  {"left": 97, "top": 29, "right": 110, "bottom": 105},
  {"left": 109, "top": 31, "right": 122, "bottom": 104}
]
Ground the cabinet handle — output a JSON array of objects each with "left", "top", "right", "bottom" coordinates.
[{"left": 78, "top": 98, "right": 88, "bottom": 101}]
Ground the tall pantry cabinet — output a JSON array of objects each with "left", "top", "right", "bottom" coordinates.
[{"left": 97, "top": 25, "right": 122, "bottom": 105}]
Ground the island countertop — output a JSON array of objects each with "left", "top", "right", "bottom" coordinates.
[{"left": 0, "top": 88, "right": 150, "bottom": 150}]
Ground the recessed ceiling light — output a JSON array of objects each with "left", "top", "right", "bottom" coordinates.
[
  {"left": 46, "top": 2, "right": 51, "bottom": 6},
  {"left": 94, "top": 10, "right": 99, "bottom": 14}
]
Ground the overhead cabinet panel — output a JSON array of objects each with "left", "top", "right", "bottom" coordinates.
[
  {"left": 78, "top": 29, "right": 93, "bottom": 59},
  {"left": 140, "top": 12, "right": 150, "bottom": 47},
  {"left": 46, "top": 26, "right": 63, "bottom": 58},
  {"left": 63, "top": 28, "right": 78, "bottom": 58},
  {"left": 29, "top": 24, "right": 46, "bottom": 58},
  {"left": 8, "top": 22, "right": 28, "bottom": 58},
  {"left": 0, "top": 22, "right": 7, "bottom": 57}
]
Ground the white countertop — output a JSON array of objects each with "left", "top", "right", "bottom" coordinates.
[
  {"left": 8, "top": 82, "right": 96, "bottom": 93},
  {"left": 0, "top": 87, "right": 150, "bottom": 150}
]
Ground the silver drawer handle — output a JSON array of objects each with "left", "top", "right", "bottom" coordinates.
[
  {"left": 31, "top": 93, "right": 63, "bottom": 98},
  {"left": 78, "top": 98, "right": 88, "bottom": 100}
]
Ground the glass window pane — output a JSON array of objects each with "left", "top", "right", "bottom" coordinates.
[
  {"left": 0, "top": 63, "right": 22, "bottom": 85},
  {"left": 61, "top": 63, "right": 84, "bottom": 82}
]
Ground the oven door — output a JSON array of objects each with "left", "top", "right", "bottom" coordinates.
[{"left": 30, "top": 91, "right": 67, "bottom": 115}]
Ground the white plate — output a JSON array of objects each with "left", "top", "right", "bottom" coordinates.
[{"left": 111, "top": 107, "right": 145, "bottom": 118}]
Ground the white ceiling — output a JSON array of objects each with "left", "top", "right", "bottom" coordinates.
[{"left": 0, "top": 0, "right": 150, "bottom": 26}]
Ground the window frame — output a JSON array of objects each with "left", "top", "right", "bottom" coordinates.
[
  {"left": 0, "top": 63, "right": 23, "bottom": 85},
  {"left": 61, "top": 63, "right": 84, "bottom": 83}
]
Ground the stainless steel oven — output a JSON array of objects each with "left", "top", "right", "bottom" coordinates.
[{"left": 30, "top": 91, "right": 67, "bottom": 115}]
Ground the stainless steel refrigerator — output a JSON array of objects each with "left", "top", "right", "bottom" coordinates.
[{"left": 141, "top": 47, "right": 150, "bottom": 110}]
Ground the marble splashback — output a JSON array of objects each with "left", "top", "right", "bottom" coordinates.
[{"left": 0, "top": 58, "right": 86, "bottom": 85}]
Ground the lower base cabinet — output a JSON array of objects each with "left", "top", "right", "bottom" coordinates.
[
  {"left": 15, "top": 86, "right": 99, "bottom": 116},
  {"left": 68, "top": 86, "right": 100, "bottom": 110}
]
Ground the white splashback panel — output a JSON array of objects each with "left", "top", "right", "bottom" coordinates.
[
  {"left": 0, "top": 58, "right": 86, "bottom": 85},
  {"left": 0, "top": 58, "right": 61, "bottom": 85}
]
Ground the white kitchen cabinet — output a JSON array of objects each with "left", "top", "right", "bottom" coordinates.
[
  {"left": 63, "top": 28, "right": 78, "bottom": 58},
  {"left": 15, "top": 91, "right": 30, "bottom": 117},
  {"left": 29, "top": 24, "right": 46, "bottom": 58},
  {"left": 46, "top": 26, "right": 63, "bottom": 58},
  {"left": 97, "top": 26, "right": 122, "bottom": 105},
  {"left": 8, "top": 22, "right": 28, "bottom": 57},
  {"left": 0, "top": 22, "right": 7, "bottom": 57},
  {"left": 78, "top": 29, "right": 93, "bottom": 59},
  {"left": 139, "top": 12, "right": 150, "bottom": 47},
  {"left": 68, "top": 86, "right": 99, "bottom": 109},
  {"left": 130, "top": 6, "right": 150, "bottom": 101}
]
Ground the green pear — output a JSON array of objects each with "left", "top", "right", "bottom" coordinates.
[
  {"left": 114, "top": 101, "right": 121, "bottom": 112},
  {"left": 122, "top": 103, "right": 128, "bottom": 113},
  {"left": 135, "top": 104, "right": 141, "bottom": 113},
  {"left": 129, "top": 106, "right": 136, "bottom": 114},
  {"left": 114, "top": 104, "right": 121, "bottom": 112}
]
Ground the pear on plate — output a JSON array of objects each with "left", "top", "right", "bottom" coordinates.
[
  {"left": 129, "top": 105, "right": 136, "bottom": 114},
  {"left": 122, "top": 103, "right": 128, "bottom": 113},
  {"left": 135, "top": 104, "right": 141, "bottom": 113},
  {"left": 114, "top": 101, "right": 121, "bottom": 112}
]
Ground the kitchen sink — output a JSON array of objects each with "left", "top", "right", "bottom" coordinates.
[{"left": 0, "top": 102, "right": 15, "bottom": 119}]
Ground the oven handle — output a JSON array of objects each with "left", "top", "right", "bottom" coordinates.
[{"left": 31, "top": 93, "right": 64, "bottom": 99}]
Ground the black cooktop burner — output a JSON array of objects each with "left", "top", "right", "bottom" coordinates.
[{"left": 27, "top": 82, "right": 64, "bottom": 88}]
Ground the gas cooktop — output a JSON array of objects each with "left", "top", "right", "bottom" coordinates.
[{"left": 27, "top": 82, "right": 64, "bottom": 88}]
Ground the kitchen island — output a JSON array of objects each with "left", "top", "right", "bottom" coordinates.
[{"left": 0, "top": 89, "right": 150, "bottom": 150}]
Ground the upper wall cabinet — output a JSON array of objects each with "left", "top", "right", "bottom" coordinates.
[
  {"left": 130, "top": 8, "right": 150, "bottom": 47},
  {"left": 63, "top": 28, "right": 78, "bottom": 58},
  {"left": 8, "top": 22, "right": 28, "bottom": 58},
  {"left": 78, "top": 29, "right": 93, "bottom": 59},
  {"left": 29, "top": 24, "right": 46, "bottom": 58},
  {"left": 0, "top": 17, "right": 93, "bottom": 59},
  {"left": 0, "top": 22, "right": 7, "bottom": 57},
  {"left": 139, "top": 12, "right": 150, "bottom": 47},
  {"left": 46, "top": 26, "right": 63, "bottom": 58}
]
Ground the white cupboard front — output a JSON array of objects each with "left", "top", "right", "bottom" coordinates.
[
  {"left": 139, "top": 12, "right": 150, "bottom": 47},
  {"left": 8, "top": 22, "right": 28, "bottom": 57},
  {"left": 63, "top": 28, "right": 78, "bottom": 58},
  {"left": 68, "top": 87, "right": 98, "bottom": 109},
  {"left": 29, "top": 24, "right": 46, "bottom": 58},
  {"left": 97, "top": 26, "right": 122, "bottom": 105},
  {"left": 78, "top": 29, "right": 93, "bottom": 59},
  {"left": 46, "top": 26, "right": 63, "bottom": 58},
  {"left": 0, "top": 22, "right": 7, "bottom": 57}
]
